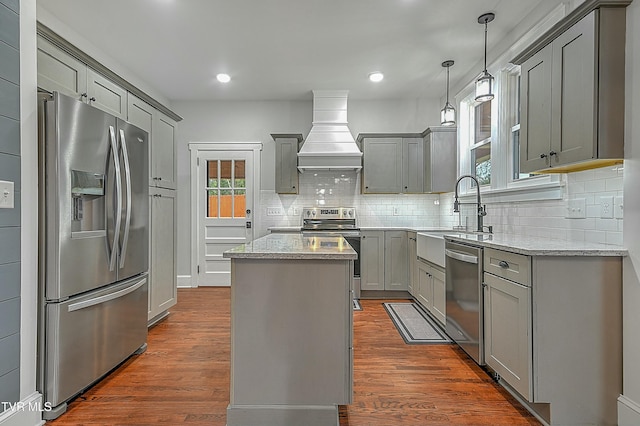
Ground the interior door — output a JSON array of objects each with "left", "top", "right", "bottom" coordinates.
[{"left": 197, "top": 151, "right": 253, "bottom": 286}]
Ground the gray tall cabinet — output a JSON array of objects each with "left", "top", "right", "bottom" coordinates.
[
  {"left": 36, "top": 28, "right": 180, "bottom": 325},
  {"left": 0, "top": 0, "right": 21, "bottom": 411}
]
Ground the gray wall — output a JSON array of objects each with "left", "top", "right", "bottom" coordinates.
[
  {"left": 0, "top": 0, "right": 21, "bottom": 411},
  {"left": 172, "top": 97, "right": 440, "bottom": 276}
]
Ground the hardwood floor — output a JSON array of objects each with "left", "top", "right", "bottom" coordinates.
[{"left": 48, "top": 288, "right": 539, "bottom": 425}]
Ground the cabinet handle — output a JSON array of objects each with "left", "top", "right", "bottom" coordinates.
[
  {"left": 549, "top": 151, "right": 557, "bottom": 157},
  {"left": 89, "top": 97, "right": 96, "bottom": 102},
  {"left": 539, "top": 153, "right": 548, "bottom": 159},
  {"left": 498, "top": 260, "right": 510, "bottom": 269},
  {"left": 482, "top": 282, "right": 488, "bottom": 288},
  {"left": 80, "top": 93, "right": 87, "bottom": 99}
]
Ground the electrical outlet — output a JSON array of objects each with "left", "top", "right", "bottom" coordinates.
[
  {"left": 614, "top": 196, "right": 624, "bottom": 219},
  {"left": 600, "top": 196, "right": 614, "bottom": 219},
  {"left": 266, "top": 207, "right": 283, "bottom": 216},
  {"left": 393, "top": 206, "right": 400, "bottom": 216},
  {"left": 566, "top": 198, "right": 586, "bottom": 219},
  {"left": 293, "top": 207, "right": 300, "bottom": 216},
  {"left": 0, "top": 181, "right": 14, "bottom": 209}
]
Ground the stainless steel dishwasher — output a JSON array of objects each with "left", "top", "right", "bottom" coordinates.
[{"left": 445, "top": 240, "right": 484, "bottom": 365}]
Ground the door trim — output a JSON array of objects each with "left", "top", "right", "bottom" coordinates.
[{"left": 188, "top": 142, "right": 262, "bottom": 287}]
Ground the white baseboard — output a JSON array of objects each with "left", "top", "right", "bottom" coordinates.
[
  {"left": 0, "top": 392, "right": 45, "bottom": 426},
  {"left": 619, "top": 395, "right": 640, "bottom": 425},
  {"left": 177, "top": 275, "right": 195, "bottom": 288}
]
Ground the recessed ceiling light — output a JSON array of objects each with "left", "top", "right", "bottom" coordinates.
[
  {"left": 369, "top": 72, "right": 384, "bottom": 82},
  {"left": 216, "top": 73, "right": 231, "bottom": 83}
]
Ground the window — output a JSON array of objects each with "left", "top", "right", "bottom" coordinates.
[
  {"left": 471, "top": 100, "right": 492, "bottom": 185},
  {"left": 206, "top": 159, "right": 246, "bottom": 218}
]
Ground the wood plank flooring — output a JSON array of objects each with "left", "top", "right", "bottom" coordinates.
[{"left": 48, "top": 288, "right": 539, "bottom": 425}]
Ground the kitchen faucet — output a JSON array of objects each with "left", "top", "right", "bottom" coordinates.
[{"left": 453, "top": 175, "right": 489, "bottom": 233}]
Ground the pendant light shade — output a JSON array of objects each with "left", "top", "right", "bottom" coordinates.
[
  {"left": 440, "top": 60, "right": 456, "bottom": 126},
  {"left": 475, "top": 12, "right": 495, "bottom": 103}
]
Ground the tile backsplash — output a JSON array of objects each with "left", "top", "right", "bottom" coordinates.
[
  {"left": 259, "top": 166, "right": 624, "bottom": 246},
  {"left": 258, "top": 171, "right": 441, "bottom": 236},
  {"left": 440, "top": 166, "right": 624, "bottom": 245}
]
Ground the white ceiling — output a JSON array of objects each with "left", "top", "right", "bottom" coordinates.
[{"left": 37, "top": 0, "right": 560, "bottom": 102}]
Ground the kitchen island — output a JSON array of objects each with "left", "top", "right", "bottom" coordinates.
[{"left": 223, "top": 233, "right": 356, "bottom": 426}]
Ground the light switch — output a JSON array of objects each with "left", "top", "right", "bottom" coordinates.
[
  {"left": 0, "top": 181, "right": 14, "bottom": 209},
  {"left": 566, "top": 198, "right": 586, "bottom": 219}
]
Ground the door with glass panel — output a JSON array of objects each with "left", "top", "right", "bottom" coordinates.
[{"left": 197, "top": 151, "right": 253, "bottom": 286}]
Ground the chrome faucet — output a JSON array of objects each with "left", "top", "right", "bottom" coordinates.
[{"left": 453, "top": 175, "right": 488, "bottom": 233}]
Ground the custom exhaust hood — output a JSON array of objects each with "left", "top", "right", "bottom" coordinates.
[{"left": 297, "top": 90, "right": 363, "bottom": 172}]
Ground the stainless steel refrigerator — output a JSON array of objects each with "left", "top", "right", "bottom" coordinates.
[{"left": 37, "top": 91, "right": 149, "bottom": 419}]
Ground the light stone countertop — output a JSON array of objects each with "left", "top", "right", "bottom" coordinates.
[
  {"left": 223, "top": 233, "right": 358, "bottom": 260},
  {"left": 443, "top": 232, "right": 627, "bottom": 257}
]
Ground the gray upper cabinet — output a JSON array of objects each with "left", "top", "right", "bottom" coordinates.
[
  {"left": 37, "top": 37, "right": 128, "bottom": 119},
  {"left": 37, "top": 37, "right": 88, "bottom": 100},
  {"left": 518, "top": 6, "right": 627, "bottom": 174},
  {"left": 87, "top": 69, "right": 127, "bottom": 119},
  {"left": 362, "top": 137, "right": 403, "bottom": 194},
  {"left": 272, "top": 134, "right": 301, "bottom": 194},
  {"left": 423, "top": 127, "right": 457, "bottom": 193},
  {"left": 402, "top": 138, "right": 424, "bottom": 193}
]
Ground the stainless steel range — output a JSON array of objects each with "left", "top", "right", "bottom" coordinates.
[{"left": 301, "top": 207, "right": 361, "bottom": 299}]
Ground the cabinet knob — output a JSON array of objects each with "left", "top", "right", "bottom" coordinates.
[
  {"left": 539, "top": 153, "right": 548, "bottom": 159},
  {"left": 498, "top": 260, "right": 510, "bottom": 269},
  {"left": 80, "top": 93, "right": 87, "bottom": 99},
  {"left": 89, "top": 97, "right": 96, "bottom": 102},
  {"left": 292, "top": 185, "right": 296, "bottom": 189},
  {"left": 365, "top": 186, "right": 369, "bottom": 189},
  {"left": 549, "top": 151, "right": 557, "bottom": 157}
]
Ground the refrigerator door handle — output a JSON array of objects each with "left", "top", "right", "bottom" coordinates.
[
  {"left": 67, "top": 278, "right": 147, "bottom": 312},
  {"left": 118, "top": 129, "right": 132, "bottom": 269},
  {"left": 108, "top": 126, "right": 122, "bottom": 271}
]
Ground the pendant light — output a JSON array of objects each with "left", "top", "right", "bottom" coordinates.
[
  {"left": 475, "top": 12, "right": 495, "bottom": 103},
  {"left": 440, "top": 60, "right": 456, "bottom": 126}
]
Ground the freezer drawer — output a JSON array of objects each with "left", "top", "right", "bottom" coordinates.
[{"left": 44, "top": 275, "right": 148, "bottom": 407}]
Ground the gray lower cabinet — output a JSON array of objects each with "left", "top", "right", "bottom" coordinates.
[
  {"left": 519, "top": 7, "right": 626, "bottom": 173},
  {"left": 272, "top": 134, "right": 301, "bottom": 194},
  {"left": 360, "top": 231, "right": 385, "bottom": 291},
  {"left": 483, "top": 271, "right": 532, "bottom": 399},
  {"left": 360, "top": 230, "right": 408, "bottom": 291},
  {"left": 148, "top": 187, "right": 177, "bottom": 322},
  {"left": 384, "top": 231, "right": 408, "bottom": 291},
  {"left": 416, "top": 258, "right": 445, "bottom": 326},
  {"left": 407, "top": 232, "right": 417, "bottom": 296},
  {"left": 482, "top": 247, "right": 622, "bottom": 426}
]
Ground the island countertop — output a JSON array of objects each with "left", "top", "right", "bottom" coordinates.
[{"left": 223, "top": 233, "right": 358, "bottom": 260}]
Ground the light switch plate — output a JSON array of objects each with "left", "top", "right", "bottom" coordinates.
[
  {"left": 566, "top": 198, "right": 586, "bottom": 219},
  {"left": 600, "top": 196, "right": 614, "bottom": 219},
  {"left": 266, "top": 207, "right": 283, "bottom": 216},
  {"left": 0, "top": 180, "right": 14, "bottom": 209},
  {"left": 614, "top": 196, "right": 624, "bottom": 219}
]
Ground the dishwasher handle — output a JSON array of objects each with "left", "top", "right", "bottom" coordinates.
[{"left": 445, "top": 248, "right": 478, "bottom": 264}]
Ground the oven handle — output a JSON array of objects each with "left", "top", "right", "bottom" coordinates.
[{"left": 445, "top": 248, "right": 478, "bottom": 264}]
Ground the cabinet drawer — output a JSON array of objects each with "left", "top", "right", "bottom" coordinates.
[{"left": 484, "top": 248, "right": 531, "bottom": 286}]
